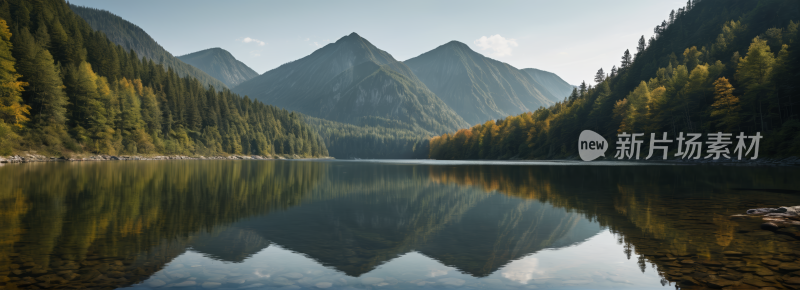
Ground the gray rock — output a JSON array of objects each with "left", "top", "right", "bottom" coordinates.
[{"left": 315, "top": 282, "right": 333, "bottom": 288}]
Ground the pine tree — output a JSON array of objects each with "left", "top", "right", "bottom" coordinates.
[
  {"left": 669, "top": 10, "right": 676, "bottom": 25},
  {"left": 636, "top": 36, "right": 646, "bottom": 59},
  {"left": 621, "top": 49, "right": 632, "bottom": 69},
  {"left": 0, "top": 19, "right": 28, "bottom": 128},
  {"left": 15, "top": 28, "right": 68, "bottom": 129},
  {"left": 594, "top": 68, "right": 605, "bottom": 84},
  {"left": 736, "top": 37, "right": 775, "bottom": 132},
  {"left": 710, "top": 77, "right": 740, "bottom": 131}
]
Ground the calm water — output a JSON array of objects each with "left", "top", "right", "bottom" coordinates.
[{"left": 1, "top": 160, "right": 799, "bottom": 290}]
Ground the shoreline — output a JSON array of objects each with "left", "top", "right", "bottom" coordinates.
[{"left": 0, "top": 152, "right": 334, "bottom": 164}]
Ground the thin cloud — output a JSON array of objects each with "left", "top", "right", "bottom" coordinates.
[
  {"left": 239, "top": 37, "right": 266, "bottom": 46},
  {"left": 474, "top": 34, "right": 518, "bottom": 57}
]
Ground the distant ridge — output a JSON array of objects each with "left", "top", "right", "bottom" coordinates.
[
  {"left": 70, "top": 4, "right": 229, "bottom": 90},
  {"left": 178, "top": 47, "right": 258, "bottom": 87},
  {"left": 521, "top": 68, "right": 575, "bottom": 101}
]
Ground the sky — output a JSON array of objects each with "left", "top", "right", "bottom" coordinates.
[{"left": 71, "top": 0, "right": 686, "bottom": 86}]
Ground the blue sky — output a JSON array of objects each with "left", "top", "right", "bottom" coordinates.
[{"left": 72, "top": 0, "right": 686, "bottom": 85}]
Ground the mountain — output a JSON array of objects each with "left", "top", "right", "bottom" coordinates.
[
  {"left": 404, "top": 41, "right": 558, "bottom": 126},
  {"left": 233, "top": 33, "right": 469, "bottom": 134},
  {"left": 521, "top": 68, "right": 575, "bottom": 101},
  {"left": 177, "top": 48, "right": 258, "bottom": 87},
  {"left": 69, "top": 5, "right": 229, "bottom": 90}
]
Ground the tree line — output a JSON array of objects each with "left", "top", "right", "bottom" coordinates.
[
  {"left": 0, "top": 0, "right": 327, "bottom": 157},
  {"left": 430, "top": 0, "right": 799, "bottom": 160}
]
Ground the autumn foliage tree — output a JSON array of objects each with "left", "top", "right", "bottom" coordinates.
[{"left": 710, "top": 77, "right": 740, "bottom": 132}]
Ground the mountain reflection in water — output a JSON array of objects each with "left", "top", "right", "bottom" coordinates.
[{"left": 0, "top": 160, "right": 799, "bottom": 289}]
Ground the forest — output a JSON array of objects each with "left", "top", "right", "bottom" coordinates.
[
  {"left": 306, "top": 116, "right": 431, "bottom": 159},
  {"left": 0, "top": 0, "right": 327, "bottom": 157},
  {"left": 430, "top": 0, "right": 800, "bottom": 160}
]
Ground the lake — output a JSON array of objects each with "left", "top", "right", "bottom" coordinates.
[{"left": 1, "top": 160, "right": 799, "bottom": 289}]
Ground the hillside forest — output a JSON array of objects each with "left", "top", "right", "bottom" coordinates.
[
  {"left": 0, "top": 0, "right": 327, "bottom": 157},
  {"left": 430, "top": 0, "right": 800, "bottom": 160}
]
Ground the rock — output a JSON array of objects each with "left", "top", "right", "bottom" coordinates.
[
  {"left": 780, "top": 263, "right": 800, "bottom": 271},
  {"left": 699, "top": 260, "right": 723, "bottom": 266},
  {"left": 171, "top": 280, "right": 197, "bottom": 287},
  {"left": 202, "top": 282, "right": 222, "bottom": 288},
  {"left": 741, "top": 278, "right": 773, "bottom": 287},
  {"left": 107, "top": 271, "right": 125, "bottom": 278},
  {"left": 680, "top": 259, "right": 695, "bottom": 264},
  {"left": 283, "top": 272, "right": 303, "bottom": 279},
  {"left": 761, "top": 222, "right": 780, "bottom": 231},
  {"left": 723, "top": 251, "right": 744, "bottom": 256},
  {"left": 439, "top": 278, "right": 465, "bottom": 286},
  {"left": 315, "top": 282, "right": 332, "bottom": 288},
  {"left": 706, "top": 278, "right": 736, "bottom": 288},
  {"left": 240, "top": 283, "right": 265, "bottom": 289},
  {"left": 61, "top": 272, "right": 79, "bottom": 281},
  {"left": 360, "top": 277, "right": 384, "bottom": 285},
  {"left": 145, "top": 279, "right": 167, "bottom": 287},
  {"left": 755, "top": 268, "right": 774, "bottom": 276},
  {"left": 785, "top": 276, "right": 800, "bottom": 284}
]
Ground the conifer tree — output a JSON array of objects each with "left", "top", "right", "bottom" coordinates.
[
  {"left": 0, "top": 19, "right": 28, "bottom": 128},
  {"left": 594, "top": 68, "right": 605, "bottom": 84},
  {"left": 736, "top": 37, "right": 775, "bottom": 132},
  {"left": 621, "top": 49, "right": 632, "bottom": 69},
  {"left": 636, "top": 36, "right": 646, "bottom": 58},
  {"left": 710, "top": 77, "right": 740, "bottom": 131}
]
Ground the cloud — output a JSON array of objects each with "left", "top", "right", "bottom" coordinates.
[
  {"left": 239, "top": 37, "right": 266, "bottom": 46},
  {"left": 250, "top": 50, "right": 261, "bottom": 57},
  {"left": 500, "top": 257, "right": 545, "bottom": 284},
  {"left": 473, "top": 34, "right": 518, "bottom": 57}
]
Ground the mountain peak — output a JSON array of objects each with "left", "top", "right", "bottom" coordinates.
[
  {"left": 443, "top": 40, "right": 469, "bottom": 48},
  {"left": 337, "top": 32, "right": 363, "bottom": 43},
  {"left": 177, "top": 47, "right": 258, "bottom": 87}
]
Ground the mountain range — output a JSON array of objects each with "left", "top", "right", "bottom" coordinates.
[
  {"left": 177, "top": 48, "right": 258, "bottom": 87},
  {"left": 232, "top": 33, "right": 469, "bottom": 134},
  {"left": 69, "top": 6, "right": 577, "bottom": 158}
]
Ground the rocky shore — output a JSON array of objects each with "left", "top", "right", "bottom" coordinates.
[
  {"left": 734, "top": 206, "right": 800, "bottom": 232},
  {"left": 0, "top": 152, "right": 333, "bottom": 164}
]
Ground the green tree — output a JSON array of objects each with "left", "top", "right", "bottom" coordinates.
[
  {"left": 709, "top": 77, "right": 740, "bottom": 132},
  {"left": 736, "top": 37, "right": 775, "bottom": 132},
  {"left": 0, "top": 19, "right": 28, "bottom": 128}
]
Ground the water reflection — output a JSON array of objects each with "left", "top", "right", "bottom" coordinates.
[{"left": 0, "top": 161, "right": 798, "bottom": 289}]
